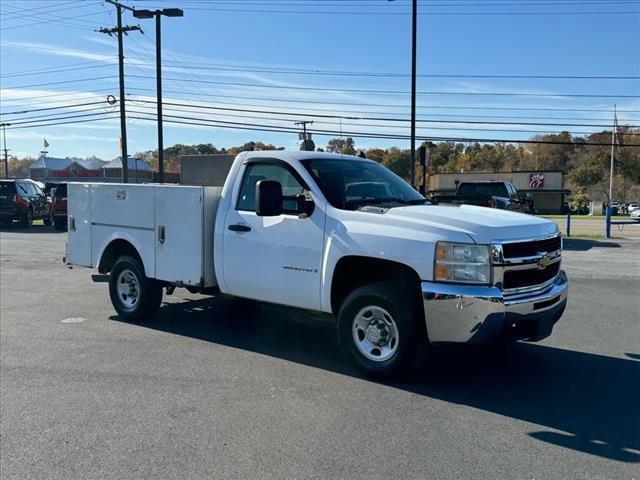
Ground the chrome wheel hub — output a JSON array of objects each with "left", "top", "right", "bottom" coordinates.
[
  {"left": 116, "top": 269, "right": 140, "bottom": 310},
  {"left": 352, "top": 306, "right": 399, "bottom": 362}
]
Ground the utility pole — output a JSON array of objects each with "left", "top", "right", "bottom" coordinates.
[
  {"left": 1, "top": 123, "right": 10, "bottom": 178},
  {"left": 295, "top": 120, "right": 314, "bottom": 151},
  {"left": 99, "top": 0, "right": 141, "bottom": 183},
  {"left": 133, "top": 7, "right": 183, "bottom": 184},
  {"left": 410, "top": 0, "right": 417, "bottom": 187}
]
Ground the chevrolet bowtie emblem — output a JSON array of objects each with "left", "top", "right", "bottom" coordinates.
[{"left": 537, "top": 252, "right": 552, "bottom": 269}]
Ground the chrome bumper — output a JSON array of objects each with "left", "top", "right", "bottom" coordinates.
[{"left": 421, "top": 270, "right": 568, "bottom": 343}]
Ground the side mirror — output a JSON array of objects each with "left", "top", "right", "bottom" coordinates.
[{"left": 255, "top": 180, "right": 283, "bottom": 217}]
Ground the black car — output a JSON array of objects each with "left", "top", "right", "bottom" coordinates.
[{"left": 0, "top": 179, "right": 52, "bottom": 227}]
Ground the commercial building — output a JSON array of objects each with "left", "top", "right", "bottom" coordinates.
[
  {"left": 28, "top": 156, "right": 174, "bottom": 184},
  {"left": 429, "top": 170, "right": 570, "bottom": 214}
]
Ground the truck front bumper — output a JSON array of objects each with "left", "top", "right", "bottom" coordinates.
[{"left": 421, "top": 270, "right": 568, "bottom": 343}]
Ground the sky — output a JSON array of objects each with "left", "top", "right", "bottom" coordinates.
[{"left": 1, "top": 0, "right": 639, "bottom": 160}]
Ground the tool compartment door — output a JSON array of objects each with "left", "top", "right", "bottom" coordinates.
[
  {"left": 154, "top": 186, "right": 204, "bottom": 285},
  {"left": 66, "top": 183, "right": 93, "bottom": 267}
]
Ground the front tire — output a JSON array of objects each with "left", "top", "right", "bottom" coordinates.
[
  {"left": 20, "top": 209, "right": 33, "bottom": 228},
  {"left": 337, "top": 283, "right": 425, "bottom": 379},
  {"left": 109, "top": 255, "right": 163, "bottom": 321}
]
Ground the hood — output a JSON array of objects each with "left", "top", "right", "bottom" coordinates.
[{"left": 383, "top": 204, "right": 558, "bottom": 244}]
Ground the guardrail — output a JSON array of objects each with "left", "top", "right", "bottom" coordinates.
[{"left": 605, "top": 206, "right": 639, "bottom": 239}]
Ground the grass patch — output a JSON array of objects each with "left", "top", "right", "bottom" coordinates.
[{"left": 543, "top": 215, "right": 605, "bottom": 220}]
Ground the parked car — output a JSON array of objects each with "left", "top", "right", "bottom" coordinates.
[
  {"left": 429, "top": 181, "right": 530, "bottom": 212},
  {"left": 627, "top": 203, "right": 639, "bottom": 213},
  {"left": 631, "top": 209, "right": 640, "bottom": 222},
  {"left": 66, "top": 151, "right": 567, "bottom": 379},
  {"left": 49, "top": 183, "right": 68, "bottom": 231},
  {"left": 0, "top": 179, "right": 51, "bottom": 227}
]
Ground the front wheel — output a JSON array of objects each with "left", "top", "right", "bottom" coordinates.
[
  {"left": 20, "top": 209, "right": 33, "bottom": 228},
  {"left": 109, "top": 255, "right": 163, "bottom": 321},
  {"left": 337, "top": 283, "right": 426, "bottom": 379}
]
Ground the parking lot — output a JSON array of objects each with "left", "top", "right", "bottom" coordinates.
[{"left": 1, "top": 227, "right": 639, "bottom": 479}]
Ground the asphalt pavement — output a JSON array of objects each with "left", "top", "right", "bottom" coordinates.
[{"left": 1, "top": 227, "right": 639, "bottom": 479}]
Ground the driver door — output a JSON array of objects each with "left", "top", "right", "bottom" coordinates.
[{"left": 222, "top": 160, "right": 325, "bottom": 310}]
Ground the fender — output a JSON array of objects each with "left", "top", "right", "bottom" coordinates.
[{"left": 94, "top": 231, "right": 155, "bottom": 277}]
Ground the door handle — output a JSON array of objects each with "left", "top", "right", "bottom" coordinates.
[{"left": 228, "top": 224, "right": 251, "bottom": 232}]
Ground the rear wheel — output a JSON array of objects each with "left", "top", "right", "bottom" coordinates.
[
  {"left": 109, "top": 255, "right": 163, "bottom": 321},
  {"left": 53, "top": 215, "right": 67, "bottom": 231},
  {"left": 337, "top": 283, "right": 426, "bottom": 379}
]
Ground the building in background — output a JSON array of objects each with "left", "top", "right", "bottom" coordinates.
[
  {"left": 29, "top": 156, "right": 106, "bottom": 182},
  {"left": 103, "top": 157, "right": 153, "bottom": 182},
  {"left": 429, "top": 170, "right": 570, "bottom": 214},
  {"left": 28, "top": 155, "right": 176, "bottom": 184}
]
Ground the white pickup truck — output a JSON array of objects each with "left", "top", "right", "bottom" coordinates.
[{"left": 66, "top": 151, "right": 568, "bottom": 378}]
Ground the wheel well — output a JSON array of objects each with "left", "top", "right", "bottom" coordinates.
[
  {"left": 98, "top": 239, "right": 143, "bottom": 274},
  {"left": 330, "top": 256, "right": 422, "bottom": 314}
]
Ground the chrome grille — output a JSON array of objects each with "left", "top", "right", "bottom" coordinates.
[
  {"left": 502, "top": 236, "right": 561, "bottom": 259},
  {"left": 492, "top": 234, "right": 562, "bottom": 293},
  {"left": 503, "top": 262, "right": 560, "bottom": 289}
]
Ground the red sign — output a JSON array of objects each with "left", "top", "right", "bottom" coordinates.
[{"left": 529, "top": 173, "right": 545, "bottom": 189}]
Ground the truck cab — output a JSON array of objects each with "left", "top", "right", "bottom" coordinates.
[{"left": 66, "top": 151, "right": 568, "bottom": 378}]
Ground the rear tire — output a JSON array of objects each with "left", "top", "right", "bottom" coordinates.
[
  {"left": 53, "top": 216, "right": 67, "bottom": 231},
  {"left": 109, "top": 255, "right": 163, "bottom": 321},
  {"left": 337, "top": 283, "right": 426, "bottom": 379}
]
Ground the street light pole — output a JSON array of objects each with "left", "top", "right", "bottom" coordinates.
[{"left": 134, "top": 7, "right": 183, "bottom": 184}]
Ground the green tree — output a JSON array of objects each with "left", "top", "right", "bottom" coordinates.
[
  {"left": 326, "top": 137, "right": 355, "bottom": 155},
  {"left": 300, "top": 139, "right": 315, "bottom": 151},
  {"left": 381, "top": 147, "right": 410, "bottom": 178}
]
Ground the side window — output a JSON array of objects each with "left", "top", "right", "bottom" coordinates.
[{"left": 237, "top": 163, "right": 306, "bottom": 213}]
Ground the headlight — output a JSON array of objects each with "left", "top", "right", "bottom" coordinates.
[{"left": 434, "top": 242, "right": 491, "bottom": 284}]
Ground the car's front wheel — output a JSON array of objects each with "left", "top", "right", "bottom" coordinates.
[
  {"left": 337, "top": 283, "right": 426, "bottom": 379},
  {"left": 19, "top": 209, "right": 33, "bottom": 228},
  {"left": 109, "top": 255, "right": 163, "bottom": 321}
]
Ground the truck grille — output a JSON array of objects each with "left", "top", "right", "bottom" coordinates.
[
  {"left": 502, "top": 236, "right": 561, "bottom": 259},
  {"left": 503, "top": 262, "right": 560, "bottom": 289}
]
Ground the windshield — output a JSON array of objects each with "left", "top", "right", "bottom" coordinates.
[
  {"left": 457, "top": 183, "right": 509, "bottom": 198},
  {"left": 302, "top": 158, "right": 425, "bottom": 210}
]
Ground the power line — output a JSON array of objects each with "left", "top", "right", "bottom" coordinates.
[
  {"left": 6, "top": 110, "right": 120, "bottom": 127},
  {"left": 1, "top": 106, "right": 116, "bottom": 123},
  {"left": 2, "top": 76, "right": 118, "bottom": 90},
  {"left": 154, "top": 61, "right": 640, "bottom": 80},
  {"left": 128, "top": 99, "right": 639, "bottom": 129},
  {"left": 125, "top": 113, "right": 640, "bottom": 147},
  {"left": 0, "top": 10, "right": 109, "bottom": 31},
  {"left": 128, "top": 105, "right": 638, "bottom": 136},
  {"left": 0, "top": 101, "right": 109, "bottom": 116},
  {"left": 125, "top": 74, "right": 640, "bottom": 98},
  {"left": 0, "top": 62, "right": 112, "bottom": 79},
  {"left": 127, "top": 86, "right": 640, "bottom": 113},
  {"left": 122, "top": 95, "right": 640, "bottom": 123},
  {"left": 174, "top": 6, "right": 640, "bottom": 15},
  {"left": 4, "top": 115, "right": 120, "bottom": 130}
]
